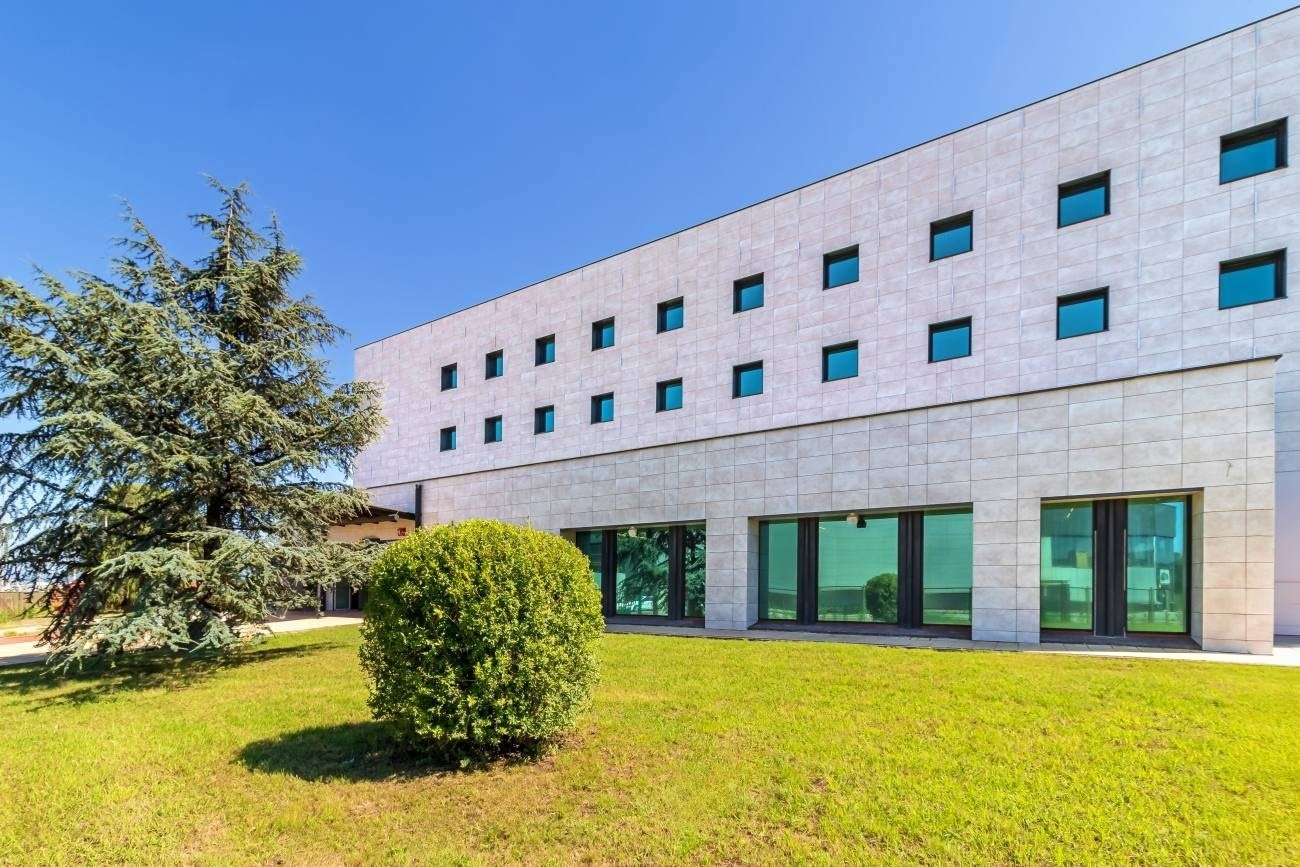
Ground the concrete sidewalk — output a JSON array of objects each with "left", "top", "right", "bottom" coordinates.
[{"left": 0, "top": 612, "right": 363, "bottom": 668}]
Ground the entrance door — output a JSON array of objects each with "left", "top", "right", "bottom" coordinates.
[{"left": 1041, "top": 496, "right": 1189, "bottom": 638}]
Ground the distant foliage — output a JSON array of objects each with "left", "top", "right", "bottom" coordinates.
[
  {"left": 865, "top": 573, "right": 898, "bottom": 623},
  {"left": 360, "top": 520, "right": 603, "bottom": 764}
]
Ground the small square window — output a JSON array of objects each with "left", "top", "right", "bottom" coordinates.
[
  {"left": 485, "top": 350, "right": 504, "bottom": 379},
  {"left": 1220, "top": 119, "right": 1287, "bottom": 184},
  {"left": 592, "top": 318, "right": 615, "bottom": 350},
  {"left": 439, "top": 426, "right": 457, "bottom": 452},
  {"left": 440, "top": 363, "right": 458, "bottom": 391},
  {"left": 534, "top": 405, "right": 555, "bottom": 434},
  {"left": 733, "top": 361, "right": 764, "bottom": 398},
  {"left": 734, "top": 274, "right": 764, "bottom": 312},
  {"left": 822, "top": 341, "right": 859, "bottom": 382},
  {"left": 484, "top": 415, "right": 503, "bottom": 444},
  {"left": 1058, "top": 172, "right": 1110, "bottom": 227},
  {"left": 1219, "top": 251, "right": 1286, "bottom": 309},
  {"left": 931, "top": 213, "right": 973, "bottom": 261},
  {"left": 657, "top": 298, "right": 684, "bottom": 333},
  {"left": 535, "top": 335, "right": 555, "bottom": 365},
  {"left": 656, "top": 378, "right": 683, "bottom": 412},
  {"left": 590, "top": 392, "right": 614, "bottom": 424},
  {"left": 823, "top": 246, "right": 859, "bottom": 289},
  {"left": 929, "top": 318, "right": 972, "bottom": 363},
  {"left": 1057, "top": 288, "right": 1109, "bottom": 339}
]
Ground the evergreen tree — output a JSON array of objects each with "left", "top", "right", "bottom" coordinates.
[{"left": 0, "top": 180, "right": 384, "bottom": 665}]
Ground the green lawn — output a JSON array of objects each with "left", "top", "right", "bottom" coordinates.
[{"left": 1, "top": 628, "right": 1297, "bottom": 865}]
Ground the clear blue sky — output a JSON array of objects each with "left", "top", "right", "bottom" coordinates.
[{"left": 0, "top": 0, "right": 1290, "bottom": 382}]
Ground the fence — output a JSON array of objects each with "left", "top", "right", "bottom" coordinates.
[{"left": 0, "top": 590, "right": 38, "bottom": 620}]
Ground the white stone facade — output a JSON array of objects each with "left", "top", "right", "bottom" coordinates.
[{"left": 355, "top": 10, "right": 1300, "bottom": 650}]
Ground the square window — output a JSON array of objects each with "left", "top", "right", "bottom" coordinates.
[
  {"left": 929, "top": 318, "right": 972, "bottom": 363},
  {"left": 656, "top": 378, "right": 683, "bottom": 412},
  {"left": 590, "top": 392, "right": 614, "bottom": 423},
  {"left": 734, "top": 274, "right": 764, "bottom": 312},
  {"left": 930, "top": 212, "right": 973, "bottom": 261},
  {"left": 439, "top": 426, "right": 457, "bottom": 451},
  {"left": 534, "top": 405, "right": 554, "bottom": 434},
  {"left": 440, "top": 363, "right": 458, "bottom": 391},
  {"left": 1219, "top": 251, "right": 1286, "bottom": 309},
  {"left": 1058, "top": 172, "right": 1110, "bottom": 227},
  {"left": 485, "top": 350, "right": 504, "bottom": 379},
  {"left": 484, "top": 415, "right": 503, "bottom": 443},
  {"left": 1057, "top": 288, "right": 1109, "bottom": 339},
  {"left": 657, "top": 298, "right": 684, "bottom": 333},
  {"left": 823, "top": 246, "right": 859, "bottom": 289},
  {"left": 1221, "top": 119, "right": 1287, "bottom": 184},
  {"left": 535, "top": 335, "right": 555, "bottom": 365},
  {"left": 732, "top": 361, "right": 764, "bottom": 398},
  {"left": 592, "top": 317, "right": 615, "bottom": 350},
  {"left": 822, "top": 341, "right": 859, "bottom": 382}
]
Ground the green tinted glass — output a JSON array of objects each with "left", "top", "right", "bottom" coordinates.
[
  {"left": 922, "top": 509, "right": 972, "bottom": 625},
  {"left": 758, "top": 520, "right": 798, "bottom": 620},
  {"left": 576, "top": 530, "right": 603, "bottom": 592},
  {"left": 817, "top": 515, "right": 898, "bottom": 623},
  {"left": 615, "top": 527, "right": 669, "bottom": 616},
  {"left": 1126, "top": 497, "right": 1188, "bottom": 633},
  {"left": 683, "top": 524, "right": 706, "bottom": 618},
  {"left": 1040, "top": 502, "right": 1093, "bottom": 630}
]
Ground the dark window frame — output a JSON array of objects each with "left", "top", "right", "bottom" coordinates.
[
  {"left": 439, "top": 425, "right": 456, "bottom": 452},
  {"left": 483, "top": 415, "right": 503, "bottom": 444},
  {"left": 1219, "top": 118, "right": 1288, "bottom": 184},
  {"left": 440, "top": 363, "right": 458, "bottom": 391},
  {"left": 534, "top": 335, "right": 555, "bottom": 366},
  {"left": 1218, "top": 250, "right": 1287, "bottom": 310},
  {"left": 928, "top": 317, "right": 973, "bottom": 363},
  {"left": 821, "top": 341, "right": 860, "bottom": 382},
  {"left": 591, "top": 317, "right": 616, "bottom": 351},
  {"left": 732, "top": 361, "right": 764, "bottom": 398},
  {"left": 1057, "top": 171, "right": 1111, "bottom": 228},
  {"left": 484, "top": 350, "right": 504, "bottom": 380},
  {"left": 733, "top": 274, "right": 764, "bottom": 313},
  {"left": 590, "top": 392, "right": 614, "bottom": 424},
  {"left": 822, "top": 246, "right": 860, "bottom": 289},
  {"left": 1056, "top": 287, "right": 1110, "bottom": 340},
  {"left": 930, "top": 212, "right": 974, "bottom": 261},
  {"left": 656, "top": 297, "right": 684, "bottom": 333},
  {"left": 656, "top": 378, "right": 683, "bottom": 412},
  {"left": 534, "top": 405, "right": 554, "bottom": 435}
]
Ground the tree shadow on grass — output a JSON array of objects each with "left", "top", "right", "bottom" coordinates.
[
  {"left": 237, "top": 721, "right": 448, "bottom": 782},
  {"left": 0, "top": 639, "right": 349, "bottom": 711}
]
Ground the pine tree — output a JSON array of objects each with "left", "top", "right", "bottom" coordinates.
[{"left": 0, "top": 180, "right": 384, "bottom": 665}]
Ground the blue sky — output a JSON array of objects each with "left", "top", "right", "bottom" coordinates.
[{"left": 0, "top": 1, "right": 1290, "bottom": 382}]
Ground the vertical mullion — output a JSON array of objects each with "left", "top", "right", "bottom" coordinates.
[
  {"left": 898, "top": 511, "right": 924, "bottom": 629},
  {"left": 797, "top": 517, "right": 818, "bottom": 624},
  {"left": 602, "top": 529, "right": 617, "bottom": 618}
]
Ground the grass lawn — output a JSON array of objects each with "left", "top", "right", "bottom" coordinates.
[{"left": 1, "top": 628, "right": 1297, "bottom": 865}]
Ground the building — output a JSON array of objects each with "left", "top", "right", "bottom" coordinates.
[
  {"left": 322, "top": 505, "right": 416, "bottom": 610},
  {"left": 354, "top": 9, "right": 1300, "bottom": 654}
]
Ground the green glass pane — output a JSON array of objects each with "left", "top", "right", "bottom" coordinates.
[
  {"left": 576, "top": 531, "right": 603, "bottom": 592},
  {"left": 1040, "top": 502, "right": 1093, "bottom": 630},
  {"left": 817, "top": 515, "right": 898, "bottom": 623},
  {"left": 683, "top": 524, "right": 706, "bottom": 618},
  {"left": 922, "top": 509, "right": 972, "bottom": 625},
  {"left": 615, "top": 527, "right": 669, "bottom": 616},
  {"left": 759, "top": 521, "right": 797, "bottom": 620},
  {"left": 1126, "top": 497, "right": 1188, "bottom": 633}
]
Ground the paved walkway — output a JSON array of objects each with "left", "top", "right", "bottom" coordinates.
[
  {"left": 0, "top": 612, "right": 363, "bottom": 668},
  {"left": 606, "top": 623, "right": 1300, "bottom": 667}
]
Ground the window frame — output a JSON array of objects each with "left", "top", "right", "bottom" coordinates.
[
  {"left": 822, "top": 246, "right": 860, "bottom": 290},
  {"left": 591, "top": 317, "right": 616, "bottom": 350},
  {"left": 732, "top": 361, "right": 764, "bottom": 398},
  {"left": 656, "top": 378, "right": 683, "bottom": 412},
  {"left": 1218, "top": 250, "right": 1287, "bottom": 310},
  {"left": 483, "top": 415, "right": 503, "bottom": 444},
  {"left": 656, "top": 297, "right": 684, "bottom": 333},
  {"left": 1056, "top": 287, "right": 1110, "bottom": 340},
  {"left": 733, "top": 274, "right": 764, "bottom": 313},
  {"left": 1219, "top": 118, "right": 1288, "bottom": 184},
  {"left": 439, "top": 425, "right": 456, "bottom": 452},
  {"left": 440, "top": 363, "right": 458, "bottom": 391},
  {"left": 534, "top": 335, "right": 555, "bottom": 366},
  {"left": 929, "top": 212, "right": 974, "bottom": 261},
  {"left": 484, "top": 350, "right": 504, "bottom": 380},
  {"left": 590, "top": 392, "right": 614, "bottom": 424},
  {"left": 928, "top": 317, "right": 973, "bottom": 363},
  {"left": 534, "top": 405, "right": 554, "bottom": 435},
  {"left": 570, "top": 524, "right": 706, "bottom": 623},
  {"left": 1057, "top": 171, "right": 1111, "bottom": 228},
  {"left": 821, "top": 340, "right": 860, "bottom": 383}
]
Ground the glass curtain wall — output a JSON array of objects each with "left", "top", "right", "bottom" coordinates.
[
  {"left": 1040, "top": 502, "right": 1094, "bottom": 630},
  {"left": 575, "top": 530, "right": 603, "bottom": 591},
  {"left": 758, "top": 520, "right": 798, "bottom": 620},
  {"left": 683, "top": 524, "right": 707, "bottom": 618},
  {"left": 922, "top": 509, "right": 973, "bottom": 625},
  {"left": 1125, "top": 497, "right": 1188, "bottom": 633},
  {"left": 615, "top": 527, "right": 671, "bottom": 616},
  {"left": 817, "top": 515, "right": 899, "bottom": 623}
]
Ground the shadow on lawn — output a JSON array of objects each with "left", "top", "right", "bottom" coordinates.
[
  {"left": 237, "top": 721, "right": 449, "bottom": 782},
  {"left": 0, "top": 640, "right": 347, "bottom": 711}
]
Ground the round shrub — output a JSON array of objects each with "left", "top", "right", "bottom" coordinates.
[{"left": 359, "top": 519, "right": 603, "bottom": 763}]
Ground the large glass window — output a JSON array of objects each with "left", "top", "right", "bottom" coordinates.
[
  {"left": 1125, "top": 497, "right": 1188, "bottom": 633},
  {"left": 929, "top": 318, "right": 972, "bottom": 362},
  {"left": 1057, "top": 288, "right": 1108, "bottom": 339},
  {"left": 657, "top": 298, "right": 684, "bottom": 333},
  {"left": 823, "top": 247, "right": 860, "bottom": 289},
  {"left": 930, "top": 212, "right": 973, "bottom": 260},
  {"left": 758, "top": 520, "right": 798, "bottom": 620},
  {"left": 733, "top": 361, "right": 763, "bottom": 398},
  {"left": 1058, "top": 172, "right": 1110, "bottom": 227},
  {"left": 822, "top": 341, "right": 859, "bottom": 382},
  {"left": 1040, "top": 502, "right": 1094, "bottom": 630},
  {"left": 734, "top": 274, "right": 764, "bottom": 312},
  {"left": 683, "top": 524, "right": 706, "bottom": 619},
  {"left": 1220, "top": 119, "right": 1287, "bottom": 183},
  {"left": 1219, "top": 251, "right": 1286, "bottom": 309},
  {"left": 817, "top": 514, "right": 899, "bottom": 623},
  {"left": 575, "top": 530, "right": 603, "bottom": 591},
  {"left": 615, "top": 527, "right": 670, "bottom": 616},
  {"left": 922, "top": 509, "right": 972, "bottom": 626}
]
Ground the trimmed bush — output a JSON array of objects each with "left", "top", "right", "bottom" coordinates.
[{"left": 359, "top": 519, "right": 603, "bottom": 763}]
